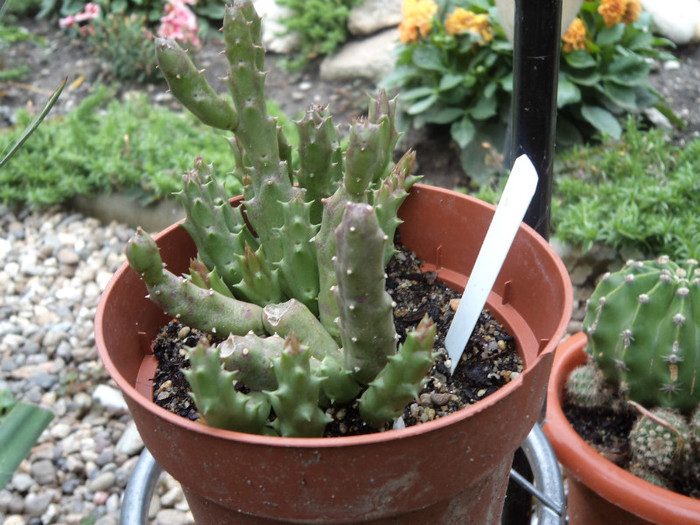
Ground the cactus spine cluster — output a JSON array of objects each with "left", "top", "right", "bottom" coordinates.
[
  {"left": 566, "top": 256, "right": 700, "bottom": 492},
  {"left": 125, "top": 0, "right": 436, "bottom": 437}
]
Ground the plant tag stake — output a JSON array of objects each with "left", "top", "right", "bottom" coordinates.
[
  {"left": 394, "top": 155, "right": 538, "bottom": 430},
  {"left": 444, "top": 154, "right": 538, "bottom": 374}
]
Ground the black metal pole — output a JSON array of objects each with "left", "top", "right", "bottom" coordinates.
[
  {"left": 510, "top": 0, "right": 562, "bottom": 240},
  {"left": 508, "top": 4, "right": 563, "bottom": 517}
]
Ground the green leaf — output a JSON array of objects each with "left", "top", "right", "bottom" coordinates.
[
  {"left": 626, "top": 30, "right": 653, "bottom": 51},
  {"left": 581, "top": 105, "right": 622, "bottom": 138},
  {"left": 470, "top": 94, "right": 497, "bottom": 120},
  {"left": 423, "top": 107, "right": 464, "bottom": 124},
  {"left": 438, "top": 73, "right": 464, "bottom": 91},
  {"left": 500, "top": 72, "right": 514, "bottom": 92},
  {"left": 564, "top": 50, "right": 597, "bottom": 69},
  {"left": 407, "top": 94, "right": 439, "bottom": 115},
  {"left": 602, "top": 81, "right": 637, "bottom": 110},
  {"left": 377, "top": 65, "right": 412, "bottom": 89},
  {"left": 400, "top": 86, "right": 437, "bottom": 101},
  {"left": 0, "top": 403, "right": 54, "bottom": 489},
  {"left": 557, "top": 74, "right": 582, "bottom": 108},
  {"left": 556, "top": 115, "right": 584, "bottom": 146},
  {"left": 596, "top": 24, "right": 625, "bottom": 46},
  {"left": 565, "top": 68, "right": 601, "bottom": 87},
  {"left": 451, "top": 117, "right": 476, "bottom": 149},
  {"left": 605, "top": 55, "right": 650, "bottom": 85},
  {"left": 0, "top": 77, "right": 66, "bottom": 169},
  {"left": 412, "top": 46, "right": 445, "bottom": 71}
]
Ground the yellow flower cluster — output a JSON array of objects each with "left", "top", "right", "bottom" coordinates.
[
  {"left": 398, "top": 0, "right": 438, "bottom": 44},
  {"left": 597, "top": 0, "right": 642, "bottom": 28},
  {"left": 444, "top": 8, "right": 493, "bottom": 43},
  {"left": 562, "top": 17, "right": 587, "bottom": 52}
]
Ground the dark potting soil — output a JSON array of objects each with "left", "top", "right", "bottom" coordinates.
[
  {"left": 563, "top": 391, "right": 698, "bottom": 498},
  {"left": 150, "top": 242, "right": 523, "bottom": 437}
]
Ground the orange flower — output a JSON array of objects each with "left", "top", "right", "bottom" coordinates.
[
  {"left": 445, "top": 8, "right": 493, "bottom": 43},
  {"left": 623, "top": 0, "right": 642, "bottom": 24},
  {"left": 598, "top": 0, "right": 641, "bottom": 28},
  {"left": 597, "top": 0, "right": 626, "bottom": 27},
  {"left": 562, "top": 17, "right": 587, "bottom": 52},
  {"left": 398, "top": 0, "right": 438, "bottom": 44}
]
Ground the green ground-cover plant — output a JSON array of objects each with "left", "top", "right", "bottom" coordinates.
[
  {"left": 0, "top": 88, "right": 246, "bottom": 208},
  {"left": 86, "top": 10, "right": 162, "bottom": 82},
  {"left": 51, "top": 1, "right": 227, "bottom": 82},
  {"left": 276, "top": 0, "right": 364, "bottom": 70},
  {"left": 383, "top": 0, "right": 675, "bottom": 186},
  {"left": 552, "top": 118, "right": 700, "bottom": 260},
  {"left": 471, "top": 119, "right": 700, "bottom": 261}
]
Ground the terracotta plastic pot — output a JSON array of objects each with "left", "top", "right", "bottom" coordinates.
[
  {"left": 544, "top": 332, "right": 700, "bottom": 525},
  {"left": 96, "top": 184, "right": 572, "bottom": 524}
]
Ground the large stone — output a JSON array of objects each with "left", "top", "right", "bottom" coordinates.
[
  {"left": 320, "top": 29, "right": 399, "bottom": 82},
  {"left": 348, "top": 0, "right": 403, "bottom": 36},
  {"left": 114, "top": 423, "right": 145, "bottom": 457},
  {"left": 254, "top": 0, "right": 300, "bottom": 54},
  {"left": 92, "top": 384, "right": 128, "bottom": 413},
  {"left": 641, "top": 0, "right": 700, "bottom": 45}
]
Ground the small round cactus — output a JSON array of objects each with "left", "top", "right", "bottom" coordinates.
[
  {"left": 565, "top": 361, "right": 613, "bottom": 409},
  {"left": 582, "top": 256, "right": 700, "bottom": 412},
  {"left": 629, "top": 407, "right": 690, "bottom": 481}
]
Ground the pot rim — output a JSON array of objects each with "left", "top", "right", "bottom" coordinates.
[
  {"left": 96, "top": 184, "right": 572, "bottom": 449},
  {"left": 544, "top": 332, "right": 700, "bottom": 524}
]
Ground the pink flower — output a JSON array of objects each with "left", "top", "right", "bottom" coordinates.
[
  {"left": 59, "top": 3, "right": 100, "bottom": 31},
  {"left": 158, "top": 0, "right": 200, "bottom": 47},
  {"left": 76, "top": 3, "right": 100, "bottom": 22},
  {"left": 59, "top": 14, "right": 75, "bottom": 29}
]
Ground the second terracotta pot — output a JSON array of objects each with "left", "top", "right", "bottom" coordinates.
[{"left": 544, "top": 332, "right": 700, "bottom": 525}]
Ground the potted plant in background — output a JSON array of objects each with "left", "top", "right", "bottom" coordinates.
[
  {"left": 545, "top": 257, "right": 700, "bottom": 525},
  {"left": 95, "top": 1, "right": 572, "bottom": 522}
]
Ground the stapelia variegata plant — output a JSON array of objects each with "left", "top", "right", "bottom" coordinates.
[
  {"left": 566, "top": 256, "right": 700, "bottom": 491},
  {"left": 125, "top": 0, "right": 437, "bottom": 438}
]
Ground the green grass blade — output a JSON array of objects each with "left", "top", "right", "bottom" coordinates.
[
  {"left": 0, "top": 76, "right": 66, "bottom": 169},
  {"left": 0, "top": 403, "right": 54, "bottom": 489}
]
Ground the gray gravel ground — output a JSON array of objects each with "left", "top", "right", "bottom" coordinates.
[{"left": 0, "top": 206, "right": 194, "bottom": 525}]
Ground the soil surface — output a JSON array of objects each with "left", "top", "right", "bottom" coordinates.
[
  {"left": 563, "top": 389, "right": 699, "bottom": 498},
  {"left": 2, "top": 17, "right": 700, "bottom": 190},
  {"left": 150, "top": 242, "right": 522, "bottom": 437}
]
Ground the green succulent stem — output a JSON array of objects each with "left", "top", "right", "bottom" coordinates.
[
  {"left": 334, "top": 202, "right": 397, "bottom": 386},
  {"left": 185, "top": 341, "right": 271, "bottom": 434},
  {"left": 359, "top": 316, "right": 436, "bottom": 428},
  {"left": 131, "top": 0, "right": 430, "bottom": 437},
  {"left": 126, "top": 228, "right": 265, "bottom": 337},
  {"left": 262, "top": 299, "right": 339, "bottom": 360},
  {"left": 155, "top": 38, "right": 238, "bottom": 132},
  {"left": 265, "top": 335, "right": 331, "bottom": 437}
]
